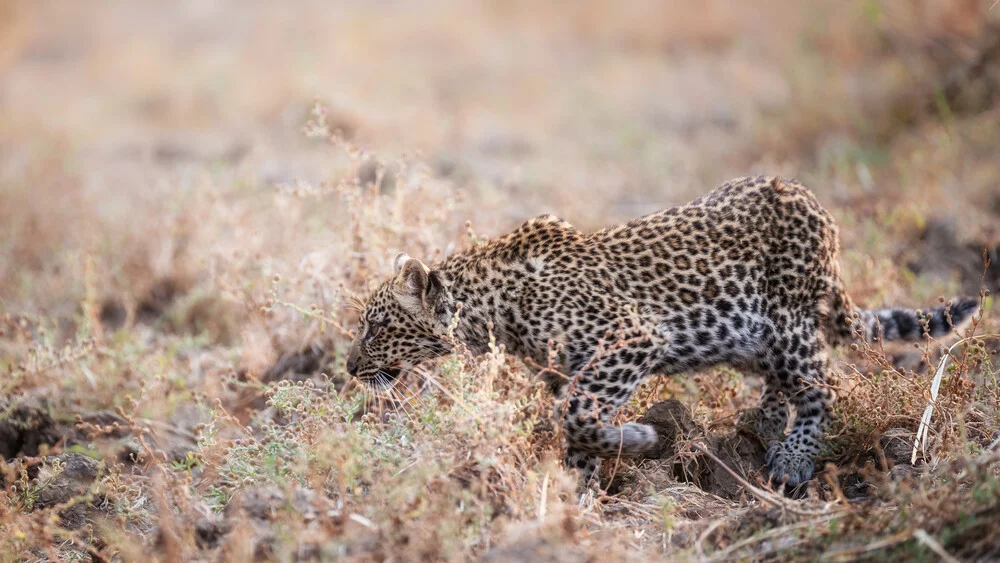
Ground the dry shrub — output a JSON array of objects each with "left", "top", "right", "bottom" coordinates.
[{"left": 832, "top": 295, "right": 998, "bottom": 458}]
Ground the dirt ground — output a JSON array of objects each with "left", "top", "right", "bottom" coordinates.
[{"left": 2, "top": 1, "right": 1000, "bottom": 561}]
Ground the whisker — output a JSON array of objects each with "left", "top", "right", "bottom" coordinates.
[
  {"left": 390, "top": 386, "right": 418, "bottom": 428},
  {"left": 374, "top": 375, "right": 388, "bottom": 417},
  {"left": 412, "top": 367, "right": 483, "bottom": 422},
  {"left": 410, "top": 365, "right": 435, "bottom": 396},
  {"left": 346, "top": 294, "right": 368, "bottom": 313},
  {"left": 401, "top": 376, "right": 430, "bottom": 419},
  {"left": 381, "top": 374, "right": 416, "bottom": 427},
  {"left": 361, "top": 384, "right": 372, "bottom": 417},
  {"left": 400, "top": 379, "right": 429, "bottom": 413}
]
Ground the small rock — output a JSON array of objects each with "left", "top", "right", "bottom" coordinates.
[
  {"left": 890, "top": 463, "right": 917, "bottom": 481},
  {"left": 69, "top": 409, "right": 197, "bottom": 468},
  {"left": 32, "top": 453, "right": 102, "bottom": 509},
  {"left": 72, "top": 410, "right": 132, "bottom": 440},
  {"left": 879, "top": 428, "right": 916, "bottom": 466},
  {"left": 700, "top": 430, "right": 768, "bottom": 499},
  {"left": 29, "top": 453, "right": 104, "bottom": 530},
  {"left": 637, "top": 399, "right": 699, "bottom": 459},
  {"left": 841, "top": 473, "right": 870, "bottom": 500},
  {"left": 195, "top": 517, "right": 229, "bottom": 550},
  {"left": 0, "top": 398, "right": 63, "bottom": 458}
]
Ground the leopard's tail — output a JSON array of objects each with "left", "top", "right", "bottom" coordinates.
[{"left": 828, "top": 287, "right": 979, "bottom": 345}]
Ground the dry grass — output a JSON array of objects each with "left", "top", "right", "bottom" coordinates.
[{"left": 1, "top": 1, "right": 999, "bottom": 561}]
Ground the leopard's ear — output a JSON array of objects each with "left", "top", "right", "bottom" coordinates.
[
  {"left": 393, "top": 255, "right": 430, "bottom": 312},
  {"left": 393, "top": 253, "right": 412, "bottom": 275},
  {"left": 425, "top": 269, "right": 453, "bottom": 314}
]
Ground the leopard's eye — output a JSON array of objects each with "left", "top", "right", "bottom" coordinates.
[{"left": 364, "top": 318, "right": 385, "bottom": 343}]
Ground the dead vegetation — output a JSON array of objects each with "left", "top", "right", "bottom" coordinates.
[{"left": 1, "top": 1, "right": 999, "bottom": 561}]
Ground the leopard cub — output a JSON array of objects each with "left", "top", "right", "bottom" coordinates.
[{"left": 347, "top": 176, "right": 977, "bottom": 487}]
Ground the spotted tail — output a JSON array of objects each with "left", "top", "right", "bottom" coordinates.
[{"left": 829, "top": 289, "right": 979, "bottom": 344}]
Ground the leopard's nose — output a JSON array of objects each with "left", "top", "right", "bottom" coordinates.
[{"left": 346, "top": 355, "right": 359, "bottom": 376}]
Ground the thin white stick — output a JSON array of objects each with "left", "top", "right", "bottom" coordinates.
[
  {"left": 912, "top": 334, "right": 1000, "bottom": 465},
  {"left": 913, "top": 529, "right": 960, "bottom": 563},
  {"left": 538, "top": 471, "right": 549, "bottom": 523}
]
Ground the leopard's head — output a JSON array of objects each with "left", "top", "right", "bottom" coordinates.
[{"left": 347, "top": 253, "right": 457, "bottom": 388}]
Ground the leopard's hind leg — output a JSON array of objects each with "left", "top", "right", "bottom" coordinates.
[{"left": 556, "top": 340, "right": 662, "bottom": 482}]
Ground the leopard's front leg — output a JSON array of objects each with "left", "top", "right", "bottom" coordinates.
[{"left": 760, "top": 321, "right": 833, "bottom": 489}]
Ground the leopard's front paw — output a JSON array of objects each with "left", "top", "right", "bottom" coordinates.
[{"left": 765, "top": 441, "right": 815, "bottom": 487}]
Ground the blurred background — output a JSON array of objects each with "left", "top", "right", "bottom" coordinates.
[
  {"left": 1, "top": 1, "right": 1000, "bottom": 558},
  {"left": 3, "top": 0, "right": 1000, "bottom": 431},
  {"left": 3, "top": 1, "right": 998, "bottom": 303}
]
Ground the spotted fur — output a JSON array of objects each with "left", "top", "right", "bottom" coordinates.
[{"left": 347, "top": 176, "right": 977, "bottom": 487}]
